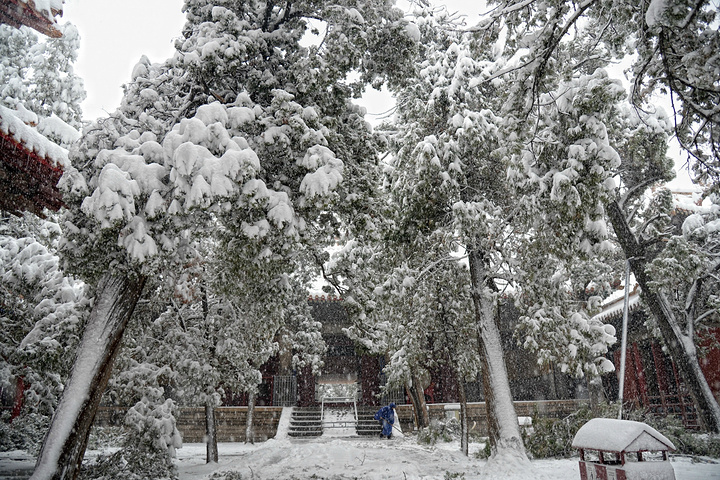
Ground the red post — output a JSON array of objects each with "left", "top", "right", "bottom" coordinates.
[
  {"left": 632, "top": 343, "right": 649, "bottom": 407},
  {"left": 11, "top": 376, "right": 25, "bottom": 421}
]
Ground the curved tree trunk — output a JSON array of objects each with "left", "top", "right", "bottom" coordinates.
[
  {"left": 607, "top": 200, "right": 720, "bottom": 433},
  {"left": 468, "top": 249, "right": 527, "bottom": 459},
  {"left": 407, "top": 375, "right": 430, "bottom": 430},
  {"left": 31, "top": 272, "right": 146, "bottom": 480}
]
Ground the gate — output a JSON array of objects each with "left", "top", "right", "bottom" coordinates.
[{"left": 273, "top": 375, "right": 297, "bottom": 406}]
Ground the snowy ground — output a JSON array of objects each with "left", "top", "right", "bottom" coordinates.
[
  {"left": 172, "top": 438, "right": 720, "bottom": 480},
  {"left": 2, "top": 408, "right": 719, "bottom": 480},
  {"left": 1, "top": 438, "right": 719, "bottom": 480}
]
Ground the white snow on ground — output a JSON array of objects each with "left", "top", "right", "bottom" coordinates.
[
  {"left": 170, "top": 438, "right": 720, "bottom": 480},
  {"left": 1, "top": 439, "right": 719, "bottom": 479}
]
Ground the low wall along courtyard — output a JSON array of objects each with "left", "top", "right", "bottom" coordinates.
[{"left": 93, "top": 399, "right": 586, "bottom": 443}]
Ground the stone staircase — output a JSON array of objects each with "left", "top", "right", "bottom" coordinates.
[
  {"left": 355, "top": 406, "right": 382, "bottom": 436},
  {"left": 288, "top": 407, "right": 323, "bottom": 437}
]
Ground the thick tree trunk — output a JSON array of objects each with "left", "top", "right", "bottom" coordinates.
[
  {"left": 245, "top": 390, "right": 256, "bottom": 444},
  {"left": 407, "top": 374, "right": 429, "bottom": 429},
  {"left": 205, "top": 401, "right": 218, "bottom": 463},
  {"left": 31, "top": 272, "right": 146, "bottom": 480},
  {"left": 607, "top": 200, "right": 720, "bottom": 433},
  {"left": 468, "top": 249, "right": 527, "bottom": 458}
]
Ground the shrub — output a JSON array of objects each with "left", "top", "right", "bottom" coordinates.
[
  {"left": 80, "top": 398, "right": 181, "bottom": 480},
  {"left": 525, "top": 402, "right": 720, "bottom": 460},
  {"left": 0, "top": 411, "right": 49, "bottom": 454},
  {"left": 417, "top": 417, "right": 461, "bottom": 445}
]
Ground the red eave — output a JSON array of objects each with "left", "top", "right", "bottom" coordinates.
[
  {"left": 0, "top": 0, "right": 62, "bottom": 38},
  {"left": 0, "top": 129, "right": 64, "bottom": 216}
]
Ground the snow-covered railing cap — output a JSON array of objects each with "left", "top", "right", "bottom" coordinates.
[{"left": 572, "top": 418, "right": 676, "bottom": 453}]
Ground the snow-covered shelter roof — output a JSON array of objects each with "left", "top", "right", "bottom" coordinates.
[
  {"left": 0, "top": 105, "right": 67, "bottom": 215},
  {"left": 0, "top": 0, "right": 64, "bottom": 38},
  {"left": 572, "top": 418, "right": 676, "bottom": 452}
]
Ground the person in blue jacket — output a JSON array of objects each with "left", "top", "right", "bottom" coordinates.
[{"left": 374, "top": 402, "right": 396, "bottom": 438}]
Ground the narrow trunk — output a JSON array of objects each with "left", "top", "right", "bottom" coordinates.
[
  {"left": 245, "top": 390, "right": 256, "bottom": 444},
  {"left": 607, "top": 200, "right": 720, "bottom": 432},
  {"left": 31, "top": 272, "right": 146, "bottom": 480},
  {"left": 205, "top": 401, "right": 218, "bottom": 463},
  {"left": 456, "top": 370, "right": 469, "bottom": 456},
  {"left": 468, "top": 249, "right": 526, "bottom": 457},
  {"left": 408, "top": 375, "right": 429, "bottom": 429},
  {"left": 588, "top": 375, "right": 605, "bottom": 416}
]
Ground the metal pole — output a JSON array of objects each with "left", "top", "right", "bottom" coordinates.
[{"left": 618, "top": 259, "right": 631, "bottom": 420}]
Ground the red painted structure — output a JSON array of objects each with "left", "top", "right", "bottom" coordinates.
[
  {"left": 0, "top": 129, "right": 65, "bottom": 216},
  {"left": 599, "top": 288, "right": 720, "bottom": 429},
  {"left": 0, "top": 0, "right": 63, "bottom": 38}
]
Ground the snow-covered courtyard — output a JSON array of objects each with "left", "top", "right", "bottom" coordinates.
[{"left": 2, "top": 435, "right": 719, "bottom": 480}]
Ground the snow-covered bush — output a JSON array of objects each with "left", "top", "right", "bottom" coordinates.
[
  {"left": 0, "top": 410, "right": 49, "bottom": 454},
  {"left": 417, "top": 417, "right": 462, "bottom": 446},
  {"left": 209, "top": 472, "right": 245, "bottom": 480},
  {"left": 524, "top": 402, "right": 720, "bottom": 459},
  {"left": 523, "top": 404, "right": 600, "bottom": 459},
  {"left": 0, "top": 215, "right": 87, "bottom": 452},
  {"left": 80, "top": 398, "right": 181, "bottom": 480}
]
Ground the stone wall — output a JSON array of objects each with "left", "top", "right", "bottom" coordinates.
[
  {"left": 397, "top": 399, "right": 588, "bottom": 435},
  {"left": 94, "top": 406, "right": 284, "bottom": 443},
  {"left": 94, "top": 399, "right": 586, "bottom": 441}
]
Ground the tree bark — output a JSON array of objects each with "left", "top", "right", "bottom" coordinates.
[
  {"left": 31, "top": 272, "right": 146, "bottom": 480},
  {"left": 468, "top": 249, "right": 527, "bottom": 457},
  {"left": 245, "top": 390, "right": 256, "bottom": 444},
  {"left": 607, "top": 200, "right": 720, "bottom": 433},
  {"left": 407, "top": 374, "right": 430, "bottom": 429},
  {"left": 205, "top": 401, "right": 218, "bottom": 463},
  {"left": 588, "top": 375, "right": 605, "bottom": 416},
  {"left": 456, "top": 369, "right": 469, "bottom": 457}
]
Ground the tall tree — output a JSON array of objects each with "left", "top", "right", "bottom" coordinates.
[
  {"left": 481, "top": 0, "right": 720, "bottom": 432},
  {"left": 358, "top": 7, "right": 619, "bottom": 475},
  {"left": 31, "top": 1, "right": 418, "bottom": 478}
]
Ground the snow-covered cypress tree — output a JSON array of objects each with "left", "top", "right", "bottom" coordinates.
[
  {"left": 26, "top": 22, "right": 85, "bottom": 128},
  {"left": 344, "top": 6, "right": 622, "bottom": 476},
  {"left": 33, "top": 1, "right": 418, "bottom": 478},
  {"left": 0, "top": 25, "right": 36, "bottom": 110},
  {"left": 479, "top": 0, "right": 720, "bottom": 432},
  {"left": 0, "top": 22, "right": 85, "bottom": 127},
  {"left": 0, "top": 214, "right": 87, "bottom": 452}
]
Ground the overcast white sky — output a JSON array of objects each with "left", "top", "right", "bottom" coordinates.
[
  {"left": 60, "top": 0, "right": 692, "bottom": 187},
  {"left": 63, "top": 0, "right": 484, "bottom": 121}
]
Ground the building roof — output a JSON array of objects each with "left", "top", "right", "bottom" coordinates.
[
  {"left": 572, "top": 418, "right": 676, "bottom": 452},
  {"left": 0, "top": 105, "right": 67, "bottom": 215},
  {"left": 592, "top": 283, "right": 642, "bottom": 323},
  {"left": 0, "top": 0, "right": 64, "bottom": 38}
]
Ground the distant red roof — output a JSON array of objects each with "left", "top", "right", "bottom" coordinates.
[{"left": 0, "top": 0, "right": 64, "bottom": 38}]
